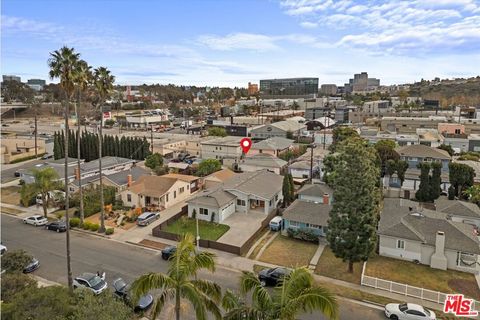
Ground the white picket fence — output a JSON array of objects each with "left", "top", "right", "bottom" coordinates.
[{"left": 360, "top": 262, "right": 480, "bottom": 311}]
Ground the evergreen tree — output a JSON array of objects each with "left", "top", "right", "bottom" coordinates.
[
  {"left": 288, "top": 173, "right": 295, "bottom": 201},
  {"left": 60, "top": 130, "right": 65, "bottom": 159},
  {"left": 449, "top": 162, "right": 475, "bottom": 198},
  {"left": 120, "top": 136, "right": 126, "bottom": 158},
  {"left": 326, "top": 138, "right": 380, "bottom": 273},
  {"left": 430, "top": 162, "right": 442, "bottom": 201},
  {"left": 282, "top": 174, "right": 293, "bottom": 207},
  {"left": 53, "top": 132, "right": 60, "bottom": 160},
  {"left": 114, "top": 136, "right": 120, "bottom": 157},
  {"left": 415, "top": 162, "right": 431, "bottom": 202}
]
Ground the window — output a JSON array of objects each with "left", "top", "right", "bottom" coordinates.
[
  {"left": 127, "top": 194, "right": 132, "bottom": 202},
  {"left": 174, "top": 191, "right": 176, "bottom": 199},
  {"left": 187, "top": 184, "right": 189, "bottom": 190},
  {"left": 457, "top": 252, "right": 476, "bottom": 268},
  {"left": 237, "top": 199, "right": 246, "bottom": 206},
  {"left": 179, "top": 187, "right": 184, "bottom": 194},
  {"left": 166, "top": 193, "right": 169, "bottom": 202},
  {"left": 455, "top": 129, "right": 461, "bottom": 134},
  {"left": 396, "top": 239, "right": 405, "bottom": 249},
  {"left": 289, "top": 221, "right": 300, "bottom": 227},
  {"left": 306, "top": 223, "right": 321, "bottom": 229},
  {"left": 200, "top": 208, "right": 209, "bottom": 215},
  {"left": 405, "top": 310, "right": 425, "bottom": 317}
]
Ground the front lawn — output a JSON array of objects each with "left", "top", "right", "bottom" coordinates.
[
  {"left": 366, "top": 255, "right": 480, "bottom": 300},
  {"left": 315, "top": 246, "right": 362, "bottom": 284},
  {"left": 258, "top": 235, "right": 318, "bottom": 267},
  {"left": 164, "top": 217, "right": 230, "bottom": 241},
  {"left": 1, "top": 186, "right": 21, "bottom": 205}
]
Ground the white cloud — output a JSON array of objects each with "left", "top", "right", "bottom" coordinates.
[{"left": 300, "top": 21, "right": 318, "bottom": 28}]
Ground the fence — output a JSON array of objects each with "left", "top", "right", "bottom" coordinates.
[{"left": 360, "top": 262, "right": 480, "bottom": 310}]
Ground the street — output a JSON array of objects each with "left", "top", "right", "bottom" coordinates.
[{"left": 1, "top": 214, "right": 385, "bottom": 320}]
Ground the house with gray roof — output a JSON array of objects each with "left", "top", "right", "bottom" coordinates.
[
  {"left": 238, "top": 154, "right": 287, "bottom": 174},
  {"left": 250, "top": 120, "right": 306, "bottom": 140},
  {"left": 249, "top": 137, "right": 294, "bottom": 157},
  {"left": 187, "top": 170, "right": 283, "bottom": 223},
  {"left": 435, "top": 196, "right": 480, "bottom": 228},
  {"left": 379, "top": 198, "right": 480, "bottom": 274}
]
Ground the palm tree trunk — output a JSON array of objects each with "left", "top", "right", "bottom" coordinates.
[
  {"left": 348, "top": 261, "right": 354, "bottom": 273},
  {"left": 175, "top": 289, "right": 181, "bottom": 320},
  {"left": 99, "top": 104, "right": 105, "bottom": 233},
  {"left": 42, "top": 193, "right": 48, "bottom": 218},
  {"left": 76, "top": 93, "right": 84, "bottom": 224},
  {"left": 64, "top": 97, "right": 73, "bottom": 290}
]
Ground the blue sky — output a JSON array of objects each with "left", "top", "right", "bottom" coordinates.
[{"left": 2, "top": 0, "right": 480, "bottom": 87}]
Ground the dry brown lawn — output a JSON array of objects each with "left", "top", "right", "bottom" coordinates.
[
  {"left": 1, "top": 186, "right": 21, "bottom": 205},
  {"left": 315, "top": 247, "right": 363, "bottom": 284},
  {"left": 259, "top": 235, "right": 318, "bottom": 268}
]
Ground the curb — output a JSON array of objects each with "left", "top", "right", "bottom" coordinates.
[{"left": 70, "top": 227, "right": 111, "bottom": 239}]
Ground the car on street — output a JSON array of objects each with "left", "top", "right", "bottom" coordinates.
[
  {"left": 113, "top": 278, "right": 154, "bottom": 311},
  {"left": 258, "top": 267, "right": 290, "bottom": 287},
  {"left": 23, "top": 215, "right": 48, "bottom": 226},
  {"left": 384, "top": 303, "right": 436, "bottom": 320},
  {"left": 45, "top": 220, "right": 67, "bottom": 232},
  {"left": 14, "top": 171, "right": 21, "bottom": 177},
  {"left": 0, "top": 244, "right": 7, "bottom": 255},
  {"left": 161, "top": 246, "right": 177, "bottom": 260},
  {"left": 23, "top": 258, "right": 40, "bottom": 273},
  {"left": 41, "top": 154, "right": 53, "bottom": 160},
  {"left": 73, "top": 272, "right": 108, "bottom": 295},
  {"left": 136, "top": 212, "right": 160, "bottom": 226}
]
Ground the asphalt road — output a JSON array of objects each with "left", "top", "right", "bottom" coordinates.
[
  {"left": 1, "top": 159, "right": 46, "bottom": 183},
  {"left": 1, "top": 214, "right": 385, "bottom": 320}
]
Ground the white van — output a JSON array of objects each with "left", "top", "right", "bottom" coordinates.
[{"left": 269, "top": 216, "right": 283, "bottom": 231}]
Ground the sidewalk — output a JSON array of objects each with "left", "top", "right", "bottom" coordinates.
[{"left": 1, "top": 202, "right": 58, "bottom": 218}]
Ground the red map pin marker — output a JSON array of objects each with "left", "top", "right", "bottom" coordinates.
[{"left": 240, "top": 138, "right": 252, "bottom": 154}]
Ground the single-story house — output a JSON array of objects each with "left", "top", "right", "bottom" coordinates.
[
  {"left": 249, "top": 137, "right": 294, "bottom": 157},
  {"left": 121, "top": 173, "right": 199, "bottom": 210},
  {"left": 202, "top": 168, "right": 237, "bottom": 189},
  {"left": 238, "top": 154, "right": 287, "bottom": 175},
  {"left": 187, "top": 170, "right": 283, "bottom": 223},
  {"left": 378, "top": 198, "right": 480, "bottom": 274},
  {"left": 250, "top": 120, "right": 306, "bottom": 140},
  {"left": 297, "top": 183, "right": 333, "bottom": 203},
  {"left": 288, "top": 160, "right": 319, "bottom": 181},
  {"left": 435, "top": 197, "right": 480, "bottom": 228}
]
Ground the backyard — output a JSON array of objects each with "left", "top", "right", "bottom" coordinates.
[
  {"left": 164, "top": 217, "right": 230, "bottom": 241},
  {"left": 258, "top": 235, "right": 318, "bottom": 267},
  {"left": 315, "top": 246, "right": 363, "bottom": 284},
  {"left": 365, "top": 255, "right": 480, "bottom": 300}
]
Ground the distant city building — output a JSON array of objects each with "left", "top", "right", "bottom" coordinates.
[
  {"left": 319, "top": 84, "right": 337, "bottom": 95},
  {"left": 259, "top": 77, "right": 318, "bottom": 99},
  {"left": 2, "top": 75, "right": 21, "bottom": 82},
  {"left": 344, "top": 72, "right": 380, "bottom": 93},
  {"left": 26, "top": 79, "right": 46, "bottom": 91},
  {"left": 247, "top": 82, "right": 258, "bottom": 95}
]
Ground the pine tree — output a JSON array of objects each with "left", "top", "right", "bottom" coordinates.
[
  {"left": 288, "top": 174, "right": 295, "bottom": 201},
  {"left": 282, "top": 175, "right": 292, "bottom": 207},
  {"left": 326, "top": 138, "right": 380, "bottom": 273},
  {"left": 415, "top": 163, "right": 431, "bottom": 202},
  {"left": 60, "top": 130, "right": 65, "bottom": 159},
  {"left": 120, "top": 136, "right": 126, "bottom": 158},
  {"left": 114, "top": 136, "right": 120, "bottom": 157},
  {"left": 430, "top": 162, "right": 442, "bottom": 201}
]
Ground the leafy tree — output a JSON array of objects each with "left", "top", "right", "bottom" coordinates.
[
  {"left": 131, "top": 233, "right": 221, "bottom": 320},
  {"left": 438, "top": 144, "right": 454, "bottom": 157},
  {"left": 448, "top": 185, "right": 456, "bottom": 200},
  {"left": 464, "top": 185, "right": 480, "bottom": 205},
  {"left": 28, "top": 167, "right": 60, "bottom": 217},
  {"left": 385, "top": 159, "right": 409, "bottom": 186},
  {"left": 207, "top": 127, "right": 227, "bottom": 137},
  {"left": 449, "top": 162, "right": 475, "bottom": 198},
  {"left": 196, "top": 159, "right": 221, "bottom": 177},
  {"left": 70, "top": 288, "right": 133, "bottom": 320},
  {"left": 374, "top": 140, "right": 398, "bottom": 176},
  {"left": 1, "top": 250, "right": 33, "bottom": 274},
  {"left": 0, "top": 272, "right": 38, "bottom": 303},
  {"left": 329, "top": 127, "right": 359, "bottom": 152},
  {"left": 282, "top": 174, "right": 294, "bottom": 207},
  {"left": 326, "top": 138, "right": 380, "bottom": 273},
  {"left": 222, "top": 267, "right": 338, "bottom": 320},
  {"left": 145, "top": 152, "right": 164, "bottom": 171},
  {"left": 415, "top": 163, "right": 431, "bottom": 202}
]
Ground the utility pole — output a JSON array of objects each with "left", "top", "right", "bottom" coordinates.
[
  {"left": 150, "top": 124, "right": 154, "bottom": 154},
  {"left": 309, "top": 143, "right": 316, "bottom": 184},
  {"left": 34, "top": 111, "right": 38, "bottom": 158}
]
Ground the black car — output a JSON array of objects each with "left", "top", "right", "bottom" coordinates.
[
  {"left": 161, "top": 246, "right": 176, "bottom": 260},
  {"left": 45, "top": 220, "right": 67, "bottom": 232},
  {"left": 14, "top": 171, "right": 21, "bottom": 177},
  {"left": 258, "top": 267, "right": 290, "bottom": 287},
  {"left": 23, "top": 258, "right": 40, "bottom": 273},
  {"left": 113, "top": 278, "right": 153, "bottom": 311}
]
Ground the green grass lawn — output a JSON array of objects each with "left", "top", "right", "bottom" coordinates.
[
  {"left": 315, "top": 246, "right": 363, "bottom": 284},
  {"left": 259, "top": 235, "right": 318, "bottom": 268},
  {"left": 164, "top": 217, "right": 230, "bottom": 241},
  {"left": 366, "top": 254, "right": 480, "bottom": 300}
]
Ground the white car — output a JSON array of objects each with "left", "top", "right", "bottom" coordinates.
[
  {"left": 0, "top": 244, "right": 7, "bottom": 255},
  {"left": 23, "top": 215, "right": 48, "bottom": 226},
  {"left": 385, "top": 303, "right": 436, "bottom": 320},
  {"left": 73, "top": 272, "right": 108, "bottom": 295}
]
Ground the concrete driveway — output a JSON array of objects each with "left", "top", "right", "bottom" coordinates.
[{"left": 217, "top": 211, "right": 265, "bottom": 246}]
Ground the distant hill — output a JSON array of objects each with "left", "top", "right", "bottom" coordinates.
[{"left": 408, "top": 76, "right": 480, "bottom": 107}]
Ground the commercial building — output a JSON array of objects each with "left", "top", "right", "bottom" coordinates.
[
  {"left": 27, "top": 79, "right": 46, "bottom": 91},
  {"left": 1, "top": 137, "right": 46, "bottom": 164},
  {"left": 304, "top": 106, "right": 330, "bottom": 120},
  {"left": 2, "top": 75, "right": 21, "bottom": 82},
  {"left": 248, "top": 82, "right": 258, "bottom": 95},
  {"left": 259, "top": 77, "right": 318, "bottom": 99},
  {"left": 200, "top": 136, "right": 243, "bottom": 160},
  {"left": 249, "top": 120, "right": 306, "bottom": 140},
  {"left": 362, "top": 100, "right": 390, "bottom": 114},
  {"left": 319, "top": 84, "right": 337, "bottom": 96},
  {"left": 344, "top": 72, "right": 380, "bottom": 93}
]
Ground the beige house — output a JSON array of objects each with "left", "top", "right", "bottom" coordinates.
[
  {"left": 203, "top": 168, "right": 237, "bottom": 189},
  {"left": 1, "top": 137, "right": 46, "bottom": 164},
  {"left": 249, "top": 137, "right": 294, "bottom": 157},
  {"left": 121, "top": 173, "right": 199, "bottom": 210},
  {"left": 200, "top": 136, "right": 243, "bottom": 160},
  {"left": 152, "top": 138, "right": 186, "bottom": 157}
]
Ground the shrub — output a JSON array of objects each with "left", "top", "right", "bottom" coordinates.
[
  {"left": 89, "top": 223, "right": 100, "bottom": 232},
  {"left": 82, "top": 221, "right": 92, "bottom": 230},
  {"left": 69, "top": 217, "right": 80, "bottom": 228},
  {"left": 210, "top": 212, "right": 215, "bottom": 223},
  {"left": 105, "top": 228, "right": 114, "bottom": 235},
  {"left": 448, "top": 186, "right": 456, "bottom": 200},
  {"left": 286, "top": 227, "right": 319, "bottom": 243},
  {"left": 56, "top": 212, "right": 64, "bottom": 220}
]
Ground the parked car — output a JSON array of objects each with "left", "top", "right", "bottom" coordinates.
[
  {"left": 14, "top": 171, "right": 21, "bottom": 177},
  {"left": 384, "top": 303, "right": 436, "bottom": 320},
  {"left": 258, "top": 267, "right": 290, "bottom": 287},
  {"left": 113, "top": 278, "right": 154, "bottom": 311},
  {"left": 23, "top": 258, "right": 40, "bottom": 273},
  {"left": 161, "top": 246, "right": 177, "bottom": 260},
  {"left": 269, "top": 216, "right": 283, "bottom": 231},
  {"left": 45, "top": 220, "right": 67, "bottom": 232},
  {"left": 73, "top": 272, "right": 108, "bottom": 295},
  {"left": 136, "top": 212, "right": 160, "bottom": 226},
  {"left": 0, "top": 244, "right": 7, "bottom": 255},
  {"left": 23, "top": 215, "right": 48, "bottom": 226},
  {"left": 41, "top": 154, "right": 53, "bottom": 160}
]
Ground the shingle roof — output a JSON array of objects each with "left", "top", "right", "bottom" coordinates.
[
  {"left": 289, "top": 161, "right": 312, "bottom": 170},
  {"left": 187, "top": 187, "right": 236, "bottom": 208},
  {"left": 435, "top": 197, "right": 480, "bottom": 219},
  {"left": 251, "top": 137, "right": 294, "bottom": 151},
  {"left": 298, "top": 184, "right": 333, "bottom": 197},
  {"left": 162, "top": 173, "right": 199, "bottom": 182},
  {"left": 395, "top": 145, "right": 451, "bottom": 160},
  {"left": 80, "top": 157, "right": 135, "bottom": 173},
  {"left": 283, "top": 199, "right": 330, "bottom": 226},
  {"left": 128, "top": 175, "right": 178, "bottom": 198},
  {"left": 104, "top": 166, "right": 149, "bottom": 186},
  {"left": 204, "top": 169, "right": 237, "bottom": 183},
  {"left": 223, "top": 170, "right": 283, "bottom": 200},
  {"left": 242, "top": 154, "right": 288, "bottom": 168}
]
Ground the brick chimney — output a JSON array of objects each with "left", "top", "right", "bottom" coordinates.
[
  {"left": 323, "top": 193, "right": 330, "bottom": 205},
  {"left": 127, "top": 174, "right": 132, "bottom": 187},
  {"left": 74, "top": 167, "right": 80, "bottom": 180}
]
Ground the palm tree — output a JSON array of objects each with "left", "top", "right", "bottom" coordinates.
[
  {"left": 72, "top": 60, "right": 92, "bottom": 225},
  {"left": 222, "top": 267, "right": 338, "bottom": 320},
  {"left": 131, "top": 233, "right": 222, "bottom": 320},
  {"left": 28, "top": 168, "right": 60, "bottom": 218},
  {"left": 48, "top": 46, "right": 80, "bottom": 290},
  {"left": 92, "top": 67, "right": 114, "bottom": 233}
]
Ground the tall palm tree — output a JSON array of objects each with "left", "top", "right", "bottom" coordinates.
[
  {"left": 131, "top": 233, "right": 222, "bottom": 320},
  {"left": 92, "top": 67, "right": 114, "bottom": 233},
  {"left": 72, "top": 60, "right": 92, "bottom": 225},
  {"left": 222, "top": 267, "right": 338, "bottom": 320},
  {"left": 48, "top": 46, "right": 80, "bottom": 290}
]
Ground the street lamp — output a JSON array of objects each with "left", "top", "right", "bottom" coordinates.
[{"left": 308, "top": 143, "right": 317, "bottom": 184}]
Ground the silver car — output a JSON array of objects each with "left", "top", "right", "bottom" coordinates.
[
  {"left": 73, "top": 272, "right": 108, "bottom": 295},
  {"left": 136, "top": 212, "right": 160, "bottom": 226},
  {"left": 23, "top": 215, "right": 48, "bottom": 226}
]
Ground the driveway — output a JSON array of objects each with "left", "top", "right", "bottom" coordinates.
[{"left": 217, "top": 210, "right": 265, "bottom": 246}]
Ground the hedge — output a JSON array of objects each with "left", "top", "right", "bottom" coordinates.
[
  {"left": 69, "top": 218, "right": 80, "bottom": 228},
  {"left": 9, "top": 153, "right": 46, "bottom": 164},
  {"left": 105, "top": 228, "right": 114, "bottom": 235}
]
